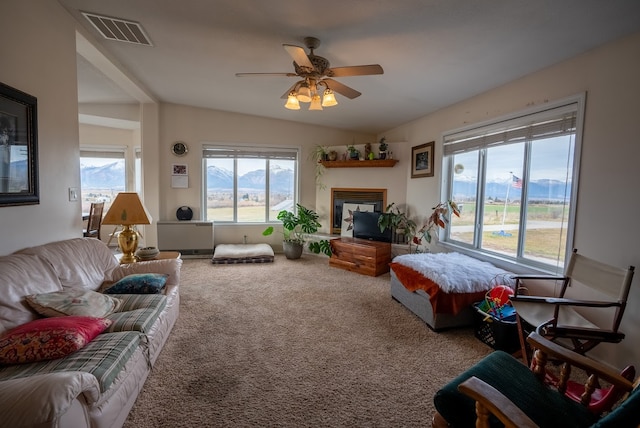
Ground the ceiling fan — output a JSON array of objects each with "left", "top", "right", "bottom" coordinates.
[{"left": 235, "top": 37, "right": 383, "bottom": 110}]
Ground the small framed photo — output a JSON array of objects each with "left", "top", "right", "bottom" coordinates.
[
  {"left": 172, "top": 164, "right": 188, "bottom": 176},
  {"left": 411, "top": 141, "right": 434, "bottom": 178}
]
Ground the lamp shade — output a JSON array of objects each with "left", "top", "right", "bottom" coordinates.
[
  {"left": 296, "top": 84, "right": 312, "bottom": 103},
  {"left": 284, "top": 92, "right": 301, "bottom": 110},
  {"left": 322, "top": 89, "right": 338, "bottom": 107},
  {"left": 309, "top": 94, "right": 323, "bottom": 110},
  {"left": 102, "top": 192, "right": 152, "bottom": 225}
]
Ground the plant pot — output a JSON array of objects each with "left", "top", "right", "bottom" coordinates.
[
  {"left": 283, "top": 241, "right": 304, "bottom": 259},
  {"left": 328, "top": 150, "right": 338, "bottom": 161},
  {"left": 379, "top": 151, "right": 387, "bottom": 159}
]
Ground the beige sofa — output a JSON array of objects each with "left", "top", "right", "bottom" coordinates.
[{"left": 0, "top": 238, "right": 182, "bottom": 428}]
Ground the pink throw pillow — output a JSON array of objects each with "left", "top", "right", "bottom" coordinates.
[{"left": 0, "top": 316, "right": 112, "bottom": 364}]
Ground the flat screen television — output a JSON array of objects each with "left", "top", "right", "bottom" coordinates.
[{"left": 352, "top": 211, "right": 392, "bottom": 243}]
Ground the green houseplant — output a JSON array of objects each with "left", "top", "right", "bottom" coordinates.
[
  {"left": 414, "top": 200, "right": 461, "bottom": 245},
  {"left": 378, "top": 137, "right": 388, "bottom": 159},
  {"left": 263, "top": 203, "right": 331, "bottom": 259},
  {"left": 377, "top": 203, "right": 417, "bottom": 245},
  {"left": 310, "top": 145, "right": 328, "bottom": 189},
  {"left": 346, "top": 144, "right": 359, "bottom": 160}
]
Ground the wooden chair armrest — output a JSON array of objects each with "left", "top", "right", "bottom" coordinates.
[
  {"left": 458, "top": 376, "right": 538, "bottom": 428},
  {"left": 511, "top": 295, "right": 620, "bottom": 308},
  {"left": 527, "top": 333, "right": 634, "bottom": 390},
  {"left": 512, "top": 274, "right": 568, "bottom": 281}
]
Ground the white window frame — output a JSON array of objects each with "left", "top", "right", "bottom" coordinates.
[
  {"left": 440, "top": 94, "right": 585, "bottom": 273},
  {"left": 202, "top": 144, "right": 299, "bottom": 223},
  {"left": 79, "top": 146, "right": 131, "bottom": 211}
]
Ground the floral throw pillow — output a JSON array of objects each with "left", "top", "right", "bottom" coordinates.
[
  {"left": 26, "top": 289, "right": 122, "bottom": 318},
  {"left": 103, "top": 273, "right": 168, "bottom": 295},
  {"left": 0, "top": 316, "right": 112, "bottom": 364}
]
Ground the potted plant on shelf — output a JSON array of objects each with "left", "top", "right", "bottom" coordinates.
[
  {"left": 378, "top": 137, "right": 388, "bottom": 159},
  {"left": 310, "top": 145, "right": 328, "bottom": 189},
  {"left": 346, "top": 144, "right": 360, "bottom": 160},
  {"left": 263, "top": 203, "right": 332, "bottom": 259}
]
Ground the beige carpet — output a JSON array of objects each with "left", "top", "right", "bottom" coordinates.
[{"left": 124, "top": 255, "right": 491, "bottom": 427}]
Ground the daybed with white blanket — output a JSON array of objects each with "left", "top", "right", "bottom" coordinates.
[{"left": 389, "top": 252, "right": 514, "bottom": 331}]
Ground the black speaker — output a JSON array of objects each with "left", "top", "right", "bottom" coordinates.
[{"left": 176, "top": 206, "right": 193, "bottom": 221}]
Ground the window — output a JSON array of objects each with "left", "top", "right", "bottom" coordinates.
[
  {"left": 443, "top": 97, "right": 583, "bottom": 272},
  {"left": 80, "top": 148, "right": 127, "bottom": 213},
  {"left": 203, "top": 145, "right": 298, "bottom": 222}
]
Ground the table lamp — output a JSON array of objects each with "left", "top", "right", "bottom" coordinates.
[{"left": 102, "top": 192, "right": 152, "bottom": 263}]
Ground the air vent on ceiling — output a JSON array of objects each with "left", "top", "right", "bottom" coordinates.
[{"left": 82, "top": 12, "right": 153, "bottom": 46}]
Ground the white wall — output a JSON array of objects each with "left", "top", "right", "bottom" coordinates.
[
  {"left": 0, "top": 1, "right": 81, "bottom": 255},
  {"left": 381, "top": 31, "right": 640, "bottom": 370},
  {"left": 157, "top": 103, "right": 374, "bottom": 247}
]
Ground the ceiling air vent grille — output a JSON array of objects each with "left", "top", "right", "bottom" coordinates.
[{"left": 82, "top": 12, "right": 153, "bottom": 46}]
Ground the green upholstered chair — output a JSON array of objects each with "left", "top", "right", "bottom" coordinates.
[{"left": 432, "top": 332, "right": 639, "bottom": 428}]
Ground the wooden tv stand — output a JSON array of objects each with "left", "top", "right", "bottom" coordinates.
[{"left": 329, "top": 237, "right": 392, "bottom": 277}]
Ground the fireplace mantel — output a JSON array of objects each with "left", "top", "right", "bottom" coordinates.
[{"left": 320, "top": 159, "right": 398, "bottom": 168}]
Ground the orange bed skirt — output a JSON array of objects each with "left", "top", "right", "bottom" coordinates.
[{"left": 390, "top": 262, "right": 487, "bottom": 316}]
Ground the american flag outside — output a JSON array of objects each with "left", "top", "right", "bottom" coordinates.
[{"left": 512, "top": 175, "right": 522, "bottom": 189}]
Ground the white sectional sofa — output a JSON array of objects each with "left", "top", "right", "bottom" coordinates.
[{"left": 0, "top": 238, "right": 182, "bottom": 428}]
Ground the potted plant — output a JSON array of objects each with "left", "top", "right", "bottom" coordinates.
[
  {"left": 346, "top": 144, "right": 360, "bottom": 160},
  {"left": 310, "top": 145, "right": 328, "bottom": 189},
  {"left": 414, "top": 200, "right": 461, "bottom": 245},
  {"left": 263, "top": 203, "right": 331, "bottom": 259},
  {"left": 378, "top": 137, "right": 388, "bottom": 159},
  {"left": 377, "top": 202, "right": 417, "bottom": 244}
]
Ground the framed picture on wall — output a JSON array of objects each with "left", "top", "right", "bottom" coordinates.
[
  {"left": 411, "top": 141, "right": 434, "bottom": 178},
  {"left": 340, "top": 203, "right": 375, "bottom": 237},
  {"left": 0, "top": 82, "right": 38, "bottom": 206}
]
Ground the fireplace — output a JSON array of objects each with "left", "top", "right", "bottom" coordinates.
[{"left": 331, "top": 188, "right": 387, "bottom": 234}]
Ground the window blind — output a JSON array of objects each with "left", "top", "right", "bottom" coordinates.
[
  {"left": 80, "top": 149, "right": 126, "bottom": 159},
  {"left": 203, "top": 145, "right": 298, "bottom": 160},
  {"left": 444, "top": 103, "right": 577, "bottom": 156}
]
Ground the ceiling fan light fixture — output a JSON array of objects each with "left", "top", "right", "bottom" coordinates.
[
  {"left": 296, "top": 83, "right": 312, "bottom": 103},
  {"left": 284, "top": 92, "right": 300, "bottom": 110},
  {"left": 309, "top": 94, "right": 323, "bottom": 111},
  {"left": 321, "top": 89, "right": 338, "bottom": 107}
]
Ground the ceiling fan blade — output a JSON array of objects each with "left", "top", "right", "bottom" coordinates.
[
  {"left": 283, "top": 44, "right": 314, "bottom": 70},
  {"left": 327, "top": 64, "right": 384, "bottom": 77},
  {"left": 280, "top": 83, "right": 299, "bottom": 99},
  {"left": 235, "top": 72, "right": 298, "bottom": 77},
  {"left": 323, "top": 78, "right": 361, "bottom": 99}
]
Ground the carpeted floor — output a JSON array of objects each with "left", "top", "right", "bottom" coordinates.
[{"left": 123, "top": 255, "right": 492, "bottom": 427}]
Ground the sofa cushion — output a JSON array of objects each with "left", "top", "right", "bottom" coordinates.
[
  {"left": 103, "top": 273, "right": 168, "bottom": 294},
  {"left": 114, "top": 294, "right": 167, "bottom": 312},
  {"left": 105, "top": 294, "right": 166, "bottom": 334},
  {"left": 18, "top": 238, "right": 119, "bottom": 291},
  {"left": 0, "top": 331, "right": 141, "bottom": 394},
  {"left": 0, "top": 317, "right": 112, "bottom": 365},
  {"left": 26, "top": 290, "right": 122, "bottom": 318},
  {"left": 0, "top": 253, "right": 64, "bottom": 336}
]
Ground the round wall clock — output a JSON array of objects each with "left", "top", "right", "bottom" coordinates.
[{"left": 171, "top": 141, "right": 188, "bottom": 156}]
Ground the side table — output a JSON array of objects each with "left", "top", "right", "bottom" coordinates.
[{"left": 116, "top": 251, "right": 181, "bottom": 264}]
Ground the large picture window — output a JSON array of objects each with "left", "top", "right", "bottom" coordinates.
[
  {"left": 443, "top": 96, "right": 583, "bottom": 272},
  {"left": 203, "top": 145, "right": 298, "bottom": 223}
]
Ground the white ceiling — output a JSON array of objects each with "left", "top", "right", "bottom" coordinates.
[{"left": 58, "top": 0, "right": 640, "bottom": 133}]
